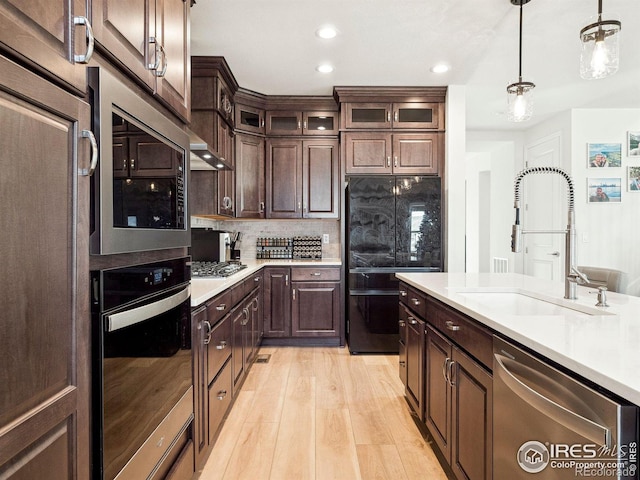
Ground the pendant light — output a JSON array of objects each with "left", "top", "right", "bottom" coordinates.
[
  {"left": 506, "top": 0, "right": 535, "bottom": 123},
  {"left": 579, "top": 0, "right": 621, "bottom": 80}
]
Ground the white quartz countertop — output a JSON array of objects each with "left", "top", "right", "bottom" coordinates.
[
  {"left": 190, "top": 258, "right": 342, "bottom": 307},
  {"left": 395, "top": 272, "right": 640, "bottom": 406}
]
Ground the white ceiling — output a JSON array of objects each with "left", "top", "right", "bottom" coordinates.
[{"left": 190, "top": 0, "right": 640, "bottom": 131}]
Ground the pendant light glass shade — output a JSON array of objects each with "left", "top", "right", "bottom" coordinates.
[
  {"left": 506, "top": 0, "right": 535, "bottom": 123},
  {"left": 507, "top": 80, "right": 535, "bottom": 122},
  {"left": 579, "top": 5, "right": 621, "bottom": 80}
]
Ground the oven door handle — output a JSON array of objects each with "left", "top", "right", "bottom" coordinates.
[{"left": 106, "top": 285, "right": 190, "bottom": 332}]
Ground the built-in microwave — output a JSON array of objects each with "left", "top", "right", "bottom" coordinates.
[{"left": 88, "top": 67, "right": 190, "bottom": 255}]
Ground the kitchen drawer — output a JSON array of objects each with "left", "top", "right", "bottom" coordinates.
[
  {"left": 427, "top": 297, "right": 493, "bottom": 370},
  {"left": 291, "top": 267, "right": 341, "bottom": 282},
  {"left": 206, "top": 289, "right": 233, "bottom": 324},
  {"left": 207, "top": 315, "right": 232, "bottom": 384},
  {"left": 231, "top": 281, "right": 245, "bottom": 306},
  {"left": 243, "top": 272, "right": 262, "bottom": 297},
  {"left": 399, "top": 282, "right": 427, "bottom": 319},
  {"left": 208, "top": 359, "right": 233, "bottom": 444}
]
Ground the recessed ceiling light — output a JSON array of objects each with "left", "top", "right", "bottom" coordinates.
[
  {"left": 316, "top": 64, "right": 334, "bottom": 74},
  {"left": 316, "top": 26, "right": 338, "bottom": 39},
  {"left": 430, "top": 63, "right": 450, "bottom": 74}
]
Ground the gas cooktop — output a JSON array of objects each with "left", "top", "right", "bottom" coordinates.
[{"left": 191, "top": 261, "right": 247, "bottom": 278}]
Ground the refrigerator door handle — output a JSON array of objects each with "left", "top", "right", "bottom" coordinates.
[{"left": 495, "top": 353, "right": 611, "bottom": 447}]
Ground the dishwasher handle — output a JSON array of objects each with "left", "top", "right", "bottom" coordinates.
[{"left": 494, "top": 353, "right": 611, "bottom": 447}]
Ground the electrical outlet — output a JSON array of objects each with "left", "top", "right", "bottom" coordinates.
[{"left": 322, "top": 233, "right": 329, "bottom": 244}]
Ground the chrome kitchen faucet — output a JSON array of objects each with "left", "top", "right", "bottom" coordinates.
[{"left": 510, "top": 166, "right": 587, "bottom": 300}]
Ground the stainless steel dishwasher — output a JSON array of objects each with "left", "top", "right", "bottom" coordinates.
[{"left": 493, "top": 336, "right": 638, "bottom": 479}]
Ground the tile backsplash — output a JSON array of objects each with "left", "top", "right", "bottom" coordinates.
[{"left": 190, "top": 217, "right": 341, "bottom": 259}]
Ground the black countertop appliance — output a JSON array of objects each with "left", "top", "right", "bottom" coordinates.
[{"left": 346, "top": 176, "right": 442, "bottom": 354}]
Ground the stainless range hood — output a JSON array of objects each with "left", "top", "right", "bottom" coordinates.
[{"left": 188, "top": 130, "right": 233, "bottom": 171}]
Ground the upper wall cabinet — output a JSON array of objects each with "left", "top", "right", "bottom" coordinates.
[
  {"left": 344, "top": 102, "right": 441, "bottom": 130},
  {"left": 266, "top": 111, "right": 338, "bottom": 136},
  {"left": 333, "top": 86, "right": 447, "bottom": 132},
  {"left": 0, "top": 0, "right": 92, "bottom": 93},
  {"left": 91, "top": 0, "right": 191, "bottom": 122}
]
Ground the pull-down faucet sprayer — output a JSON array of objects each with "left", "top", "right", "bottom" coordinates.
[{"left": 511, "top": 166, "right": 587, "bottom": 300}]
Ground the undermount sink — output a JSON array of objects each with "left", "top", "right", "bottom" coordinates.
[{"left": 452, "top": 288, "right": 615, "bottom": 316}]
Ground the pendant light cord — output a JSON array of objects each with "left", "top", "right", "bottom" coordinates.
[{"left": 518, "top": 0, "right": 523, "bottom": 82}]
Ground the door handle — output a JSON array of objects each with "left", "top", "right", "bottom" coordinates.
[
  {"left": 80, "top": 130, "right": 98, "bottom": 176},
  {"left": 548, "top": 251, "right": 560, "bottom": 257},
  {"left": 73, "top": 16, "right": 95, "bottom": 63}
]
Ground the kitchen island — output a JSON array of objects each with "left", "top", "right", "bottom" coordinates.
[{"left": 395, "top": 272, "right": 640, "bottom": 406}]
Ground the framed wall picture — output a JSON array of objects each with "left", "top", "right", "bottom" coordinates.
[
  {"left": 628, "top": 167, "right": 640, "bottom": 191},
  {"left": 587, "top": 143, "right": 622, "bottom": 168},
  {"left": 628, "top": 132, "right": 640, "bottom": 156},
  {"left": 587, "top": 178, "right": 621, "bottom": 203}
]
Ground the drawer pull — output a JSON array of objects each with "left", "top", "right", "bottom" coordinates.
[
  {"left": 203, "top": 320, "right": 212, "bottom": 345},
  {"left": 411, "top": 298, "right": 421, "bottom": 306},
  {"left": 255, "top": 276, "right": 260, "bottom": 282},
  {"left": 399, "top": 360, "right": 406, "bottom": 367},
  {"left": 399, "top": 290, "right": 407, "bottom": 297},
  {"left": 408, "top": 316, "right": 418, "bottom": 325},
  {"left": 445, "top": 320, "right": 460, "bottom": 332},
  {"left": 217, "top": 390, "right": 228, "bottom": 400},
  {"left": 216, "top": 340, "right": 227, "bottom": 350},
  {"left": 216, "top": 304, "right": 226, "bottom": 311},
  {"left": 398, "top": 320, "right": 406, "bottom": 327},
  {"left": 311, "top": 272, "right": 322, "bottom": 276}
]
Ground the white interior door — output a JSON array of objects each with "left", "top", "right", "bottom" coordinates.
[{"left": 523, "top": 133, "right": 563, "bottom": 281}]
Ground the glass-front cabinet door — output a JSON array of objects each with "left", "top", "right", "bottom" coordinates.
[
  {"left": 236, "top": 104, "right": 265, "bottom": 134},
  {"left": 303, "top": 111, "right": 338, "bottom": 135},
  {"left": 266, "top": 111, "right": 302, "bottom": 135},
  {"left": 345, "top": 103, "right": 392, "bottom": 129},
  {"left": 393, "top": 103, "right": 440, "bottom": 129}
]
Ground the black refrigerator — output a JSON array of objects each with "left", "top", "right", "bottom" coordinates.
[{"left": 346, "top": 176, "right": 442, "bottom": 354}]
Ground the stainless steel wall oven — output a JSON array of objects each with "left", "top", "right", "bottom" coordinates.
[
  {"left": 91, "top": 256, "right": 193, "bottom": 479},
  {"left": 88, "top": 67, "right": 190, "bottom": 255}
]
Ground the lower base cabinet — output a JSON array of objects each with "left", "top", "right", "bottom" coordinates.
[
  {"left": 425, "top": 322, "right": 492, "bottom": 480},
  {"left": 264, "top": 266, "right": 342, "bottom": 343}
]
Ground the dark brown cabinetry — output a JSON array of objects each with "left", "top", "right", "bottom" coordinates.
[
  {"left": 291, "top": 267, "right": 340, "bottom": 337},
  {"left": 263, "top": 267, "right": 342, "bottom": 343},
  {"left": 343, "top": 102, "right": 442, "bottom": 130},
  {"left": 424, "top": 299, "right": 493, "bottom": 480},
  {"left": 0, "top": 56, "right": 91, "bottom": 479},
  {"left": 343, "top": 132, "right": 442, "bottom": 175},
  {"left": 263, "top": 267, "right": 291, "bottom": 338},
  {"left": 235, "top": 133, "right": 265, "bottom": 218},
  {"left": 191, "top": 57, "right": 238, "bottom": 217},
  {"left": 91, "top": 0, "right": 191, "bottom": 120},
  {"left": 236, "top": 103, "right": 265, "bottom": 135},
  {"left": 0, "top": 0, "right": 91, "bottom": 93},
  {"left": 113, "top": 133, "right": 180, "bottom": 178},
  {"left": 266, "top": 138, "right": 339, "bottom": 219},
  {"left": 192, "top": 271, "right": 262, "bottom": 472},
  {"left": 266, "top": 110, "right": 338, "bottom": 136}
]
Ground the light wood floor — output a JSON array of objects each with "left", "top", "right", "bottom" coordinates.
[{"left": 198, "top": 346, "right": 448, "bottom": 480}]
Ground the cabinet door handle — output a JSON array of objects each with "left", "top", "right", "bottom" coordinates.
[
  {"left": 292, "top": 288, "right": 296, "bottom": 301},
  {"left": 73, "top": 16, "right": 95, "bottom": 63},
  {"left": 149, "top": 37, "right": 167, "bottom": 77},
  {"left": 261, "top": 118, "right": 265, "bottom": 128},
  {"left": 203, "top": 320, "right": 212, "bottom": 345},
  {"left": 298, "top": 121, "right": 302, "bottom": 130},
  {"left": 285, "top": 274, "right": 289, "bottom": 286},
  {"left": 216, "top": 340, "right": 227, "bottom": 350},
  {"left": 303, "top": 121, "right": 307, "bottom": 130},
  {"left": 130, "top": 158, "right": 135, "bottom": 170},
  {"left": 398, "top": 320, "right": 406, "bottom": 327},
  {"left": 399, "top": 360, "right": 406, "bottom": 367},
  {"left": 387, "top": 111, "right": 391, "bottom": 122},
  {"left": 254, "top": 276, "right": 261, "bottom": 283},
  {"left": 445, "top": 320, "right": 460, "bottom": 332},
  {"left": 447, "top": 360, "right": 456, "bottom": 387},
  {"left": 394, "top": 156, "right": 398, "bottom": 168},
  {"left": 259, "top": 201, "right": 265, "bottom": 213},
  {"left": 394, "top": 111, "right": 398, "bottom": 122},
  {"left": 80, "top": 130, "right": 98, "bottom": 176},
  {"left": 442, "top": 358, "right": 449, "bottom": 382},
  {"left": 411, "top": 298, "right": 421, "bottom": 306},
  {"left": 216, "top": 390, "right": 228, "bottom": 400},
  {"left": 216, "top": 303, "right": 226, "bottom": 311},
  {"left": 297, "top": 201, "right": 301, "bottom": 211},
  {"left": 252, "top": 297, "right": 259, "bottom": 311},
  {"left": 303, "top": 202, "right": 307, "bottom": 213},
  {"left": 387, "top": 156, "right": 391, "bottom": 168},
  {"left": 399, "top": 290, "right": 407, "bottom": 297}
]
